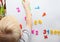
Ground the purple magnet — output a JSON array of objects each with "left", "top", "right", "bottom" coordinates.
[{"left": 36, "top": 30, "right": 38, "bottom": 35}]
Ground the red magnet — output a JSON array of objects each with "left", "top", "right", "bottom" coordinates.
[
  {"left": 44, "top": 35, "right": 48, "bottom": 39},
  {"left": 20, "top": 24, "right": 22, "bottom": 29},
  {"left": 43, "top": 29, "right": 46, "bottom": 34}
]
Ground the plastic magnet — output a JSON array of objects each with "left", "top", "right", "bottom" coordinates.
[
  {"left": 35, "top": 6, "right": 40, "bottom": 9},
  {"left": 34, "top": 20, "right": 37, "bottom": 25},
  {"left": 16, "top": 7, "right": 20, "bottom": 13},
  {"left": 58, "top": 30, "right": 60, "bottom": 35},
  {"left": 44, "top": 35, "right": 48, "bottom": 39},
  {"left": 24, "top": 16, "right": 26, "bottom": 20},
  {"left": 54, "top": 30, "right": 57, "bottom": 35},
  {"left": 43, "top": 29, "right": 46, "bottom": 34},
  {"left": 47, "top": 29, "right": 49, "bottom": 34},
  {"left": 20, "top": 24, "right": 22, "bottom": 29},
  {"left": 38, "top": 20, "right": 43, "bottom": 24},
  {"left": 42, "top": 12, "right": 46, "bottom": 17},
  {"left": 50, "top": 30, "right": 53, "bottom": 35},
  {"left": 31, "top": 30, "right": 34, "bottom": 34},
  {"left": 36, "top": 30, "right": 38, "bottom": 35},
  {"left": 18, "top": 10, "right": 20, "bottom": 13}
]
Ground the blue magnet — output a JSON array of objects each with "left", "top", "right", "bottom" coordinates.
[
  {"left": 35, "top": 6, "right": 40, "bottom": 9},
  {"left": 47, "top": 29, "right": 49, "bottom": 34}
]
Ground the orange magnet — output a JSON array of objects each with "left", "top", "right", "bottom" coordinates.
[{"left": 42, "top": 12, "right": 46, "bottom": 17}]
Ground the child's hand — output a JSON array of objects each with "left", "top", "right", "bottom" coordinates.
[
  {"left": 22, "top": 0, "right": 32, "bottom": 29},
  {"left": 22, "top": 0, "right": 30, "bottom": 9}
]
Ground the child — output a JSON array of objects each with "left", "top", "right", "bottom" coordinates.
[{"left": 0, "top": 0, "right": 32, "bottom": 42}]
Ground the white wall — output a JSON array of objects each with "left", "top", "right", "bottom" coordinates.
[{"left": 6, "top": 0, "right": 60, "bottom": 42}]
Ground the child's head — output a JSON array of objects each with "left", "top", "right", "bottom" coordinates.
[{"left": 0, "top": 16, "right": 21, "bottom": 42}]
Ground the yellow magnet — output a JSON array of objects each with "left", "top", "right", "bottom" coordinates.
[
  {"left": 50, "top": 30, "right": 53, "bottom": 35},
  {"left": 38, "top": 20, "right": 43, "bottom": 24},
  {"left": 34, "top": 20, "right": 37, "bottom": 25},
  {"left": 58, "top": 30, "right": 60, "bottom": 35},
  {"left": 53, "top": 30, "right": 57, "bottom": 35}
]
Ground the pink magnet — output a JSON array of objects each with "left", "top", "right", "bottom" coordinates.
[
  {"left": 24, "top": 16, "right": 26, "bottom": 20},
  {"left": 18, "top": 10, "right": 20, "bottom": 12},
  {"left": 31, "top": 30, "right": 34, "bottom": 34},
  {"left": 36, "top": 30, "right": 38, "bottom": 35},
  {"left": 16, "top": 7, "right": 20, "bottom": 13}
]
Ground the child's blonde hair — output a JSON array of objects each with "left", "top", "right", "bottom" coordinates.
[{"left": 0, "top": 16, "right": 21, "bottom": 42}]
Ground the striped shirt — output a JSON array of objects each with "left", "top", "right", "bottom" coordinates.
[{"left": 19, "top": 26, "right": 31, "bottom": 42}]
